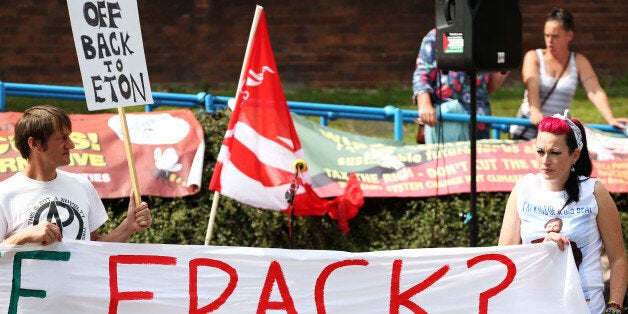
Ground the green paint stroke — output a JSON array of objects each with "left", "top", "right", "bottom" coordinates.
[{"left": 9, "top": 250, "right": 71, "bottom": 314}]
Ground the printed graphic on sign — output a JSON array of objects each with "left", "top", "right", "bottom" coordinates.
[
  {"left": 152, "top": 147, "right": 186, "bottom": 189},
  {"left": 291, "top": 114, "right": 628, "bottom": 197},
  {"left": 107, "top": 113, "right": 190, "bottom": 144},
  {"left": 443, "top": 33, "right": 464, "bottom": 54},
  {"left": 0, "top": 110, "right": 204, "bottom": 198}
]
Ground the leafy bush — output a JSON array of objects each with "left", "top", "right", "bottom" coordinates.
[{"left": 102, "top": 111, "right": 628, "bottom": 253}]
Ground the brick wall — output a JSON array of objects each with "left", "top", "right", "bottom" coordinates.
[{"left": 0, "top": 0, "right": 625, "bottom": 90}]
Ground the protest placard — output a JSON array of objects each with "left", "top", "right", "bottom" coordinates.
[{"left": 67, "top": 0, "right": 153, "bottom": 110}]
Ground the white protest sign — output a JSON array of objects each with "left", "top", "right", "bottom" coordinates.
[
  {"left": 0, "top": 241, "right": 588, "bottom": 313},
  {"left": 67, "top": 0, "right": 153, "bottom": 110}
]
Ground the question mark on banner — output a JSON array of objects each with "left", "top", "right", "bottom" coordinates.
[{"left": 467, "top": 254, "right": 516, "bottom": 314}]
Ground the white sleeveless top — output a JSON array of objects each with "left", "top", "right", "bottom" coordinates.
[
  {"left": 536, "top": 49, "right": 579, "bottom": 115},
  {"left": 516, "top": 173, "right": 603, "bottom": 313},
  {"left": 519, "top": 49, "right": 579, "bottom": 139}
]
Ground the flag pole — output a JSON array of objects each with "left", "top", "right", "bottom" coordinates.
[
  {"left": 204, "top": 5, "right": 264, "bottom": 246},
  {"left": 204, "top": 191, "right": 220, "bottom": 245}
]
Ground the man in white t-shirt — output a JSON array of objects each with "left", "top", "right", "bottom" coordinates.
[{"left": 0, "top": 105, "right": 152, "bottom": 245}]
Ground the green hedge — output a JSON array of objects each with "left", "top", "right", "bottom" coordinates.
[{"left": 101, "top": 111, "right": 628, "bottom": 252}]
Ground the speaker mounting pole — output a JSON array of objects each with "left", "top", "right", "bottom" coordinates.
[
  {"left": 435, "top": 0, "right": 522, "bottom": 247},
  {"left": 469, "top": 72, "right": 478, "bottom": 247}
]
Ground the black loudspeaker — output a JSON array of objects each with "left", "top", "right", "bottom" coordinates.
[{"left": 435, "top": 0, "right": 522, "bottom": 72}]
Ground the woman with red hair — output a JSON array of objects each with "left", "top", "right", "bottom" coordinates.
[{"left": 499, "top": 110, "right": 627, "bottom": 313}]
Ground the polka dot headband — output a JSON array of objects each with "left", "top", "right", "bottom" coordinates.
[{"left": 552, "top": 109, "right": 583, "bottom": 150}]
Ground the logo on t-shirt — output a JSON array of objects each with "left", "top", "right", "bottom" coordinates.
[
  {"left": 531, "top": 217, "right": 583, "bottom": 269},
  {"left": 29, "top": 196, "right": 88, "bottom": 240}
]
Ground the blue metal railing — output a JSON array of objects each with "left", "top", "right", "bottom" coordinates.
[{"left": 1, "top": 81, "right": 623, "bottom": 141}]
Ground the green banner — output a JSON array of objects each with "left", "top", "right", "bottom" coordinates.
[{"left": 293, "top": 114, "right": 627, "bottom": 197}]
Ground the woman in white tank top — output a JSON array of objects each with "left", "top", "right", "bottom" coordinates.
[
  {"left": 510, "top": 8, "right": 627, "bottom": 140},
  {"left": 499, "top": 111, "right": 627, "bottom": 314}
]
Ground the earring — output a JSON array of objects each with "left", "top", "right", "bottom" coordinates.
[{"left": 570, "top": 164, "right": 575, "bottom": 172}]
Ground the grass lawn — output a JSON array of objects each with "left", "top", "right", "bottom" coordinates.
[
  {"left": 4, "top": 77, "right": 627, "bottom": 144},
  {"left": 284, "top": 80, "right": 627, "bottom": 143}
]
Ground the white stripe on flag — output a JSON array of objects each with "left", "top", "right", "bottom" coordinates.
[
  {"left": 233, "top": 121, "right": 304, "bottom": 173},
  {"left": 219, "top": 159, "right": 291, "bottom": 210}
]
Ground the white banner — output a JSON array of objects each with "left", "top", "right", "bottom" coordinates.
[
  {"left": 0, "top": 241, "right": 587, "bottom": 313},
  {"left": 67, "top": 0, "right": 153, "bottom": 110}
]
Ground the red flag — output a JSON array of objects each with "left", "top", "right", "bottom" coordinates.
[
  {"left": 325, "top": 173, "right": 364, "bottom": 234},
  {"left": 209, "top": 8, "right": 363, "bottom": 231}
]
